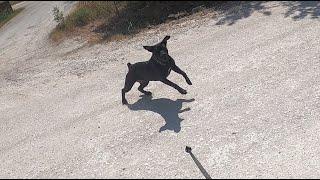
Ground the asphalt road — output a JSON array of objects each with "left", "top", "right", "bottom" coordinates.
[{"left": 0, "top": 1, "right": 320, "bottom": 178}]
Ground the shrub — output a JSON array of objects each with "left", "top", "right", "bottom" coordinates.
[
  {"left": 52, "top": 6, "right": 64, "bottom": 28},
  {"left": 72, "top": 7, "right": 92, "bottom": 27},
  {"left": 50, "top": 1, "right": 221, "bottom": 42}
]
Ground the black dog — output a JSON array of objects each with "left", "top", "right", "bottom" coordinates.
[{"left": 122, "top": 36, "right": 192, "bottom": 105}]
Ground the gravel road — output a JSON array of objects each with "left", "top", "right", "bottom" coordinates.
[{"left": 1, "top": 1, "right": 320, "bottom": 178}]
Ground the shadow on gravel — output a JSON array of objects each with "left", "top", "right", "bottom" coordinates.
[
  {"left": 214, "top": 1, "right": 272, "bottom": 26},
  {"left": 128, "top": 95, "right": 195, "bottom": 133},
  {"left": 281, "top": 1, "right": 320, "bottom": 20},
  {"left": 214, "top": 1, "right": 320, "bottom": 26}
]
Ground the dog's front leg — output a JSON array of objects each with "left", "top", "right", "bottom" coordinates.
[
  {"left": 172, "top": 65, "right": 192, "bottom": 85},
  {"left": 161, "top": 79, "right": 187, "bottom": 94}
]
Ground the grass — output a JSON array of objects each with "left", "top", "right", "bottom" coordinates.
[
  {"left": 50, "top": 1, "right": 129, "bottom": 43},
  {"left": 0, "top": 7, "right": 24, "bottom": 29},
  {"left": 50, "top": 1, "right": 224, "bottom": 43}
]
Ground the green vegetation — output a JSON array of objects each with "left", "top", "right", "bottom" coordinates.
[
  {"left": 50, "top": 1, "right": 220, "bottom": 42},
  {"left": 0, "top": 7, "right": 24, "bottom": 29}
]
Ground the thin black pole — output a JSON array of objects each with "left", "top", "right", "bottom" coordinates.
[{"left": 186, "top": 146, "right": 212, "bottom": 179}]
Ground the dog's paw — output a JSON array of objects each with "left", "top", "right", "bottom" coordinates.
[
  {"left": 179, "top": 89, "right": 187, "bottom": 94},
  {"left": 122, "top": 99, "right": 128, "bottom": 105}
]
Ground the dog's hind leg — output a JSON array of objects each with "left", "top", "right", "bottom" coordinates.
[
  {"left": 138, "top": 80, "right": 152, "bottom": 96},
  {"left": 122, "top": 74, "right": 136, "bottom": 105}
]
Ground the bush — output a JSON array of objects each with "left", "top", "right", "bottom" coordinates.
[
  {"left": 52, "top": 6, "right": 64, "bottom": 28},
  {"left": 94, "top": 1, "right": 217, "bottom": 38},
  {"left": 0, "top": 1, "right": 13, "bottom": 14},
  {"left": 0, "top": 12, "right": 10, "bottom": 22},
  {"left": 0, "top": 7, "right": 24, "bottom": 28},
  {"left": 50, "top": 1, "right": 222, "bottom": 42},
  {"left": 72, "top": 7, "right": 92, "bottom": 27}
]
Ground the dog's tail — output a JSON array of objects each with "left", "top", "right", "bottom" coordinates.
[{"left": 127, "top": 63, "right": 132, "bottom": 69}]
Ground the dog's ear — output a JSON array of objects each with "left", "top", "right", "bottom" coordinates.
[
  {"left": 143, "top": 46, "right": 154, "bottom": 52},
  {"left": 161, "top": 36, "right": 170, "bottom": 46},
  {"left": 162, "top": 36, "right": 170, "bottom": 42}
]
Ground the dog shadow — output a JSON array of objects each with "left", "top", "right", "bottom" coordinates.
[{"left": 127, "top": 95, "right": 195, "bottom": 133}]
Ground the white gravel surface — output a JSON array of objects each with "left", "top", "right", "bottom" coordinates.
[{"left": 1, "top": 1, "right": 320, "bottom": 178}]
